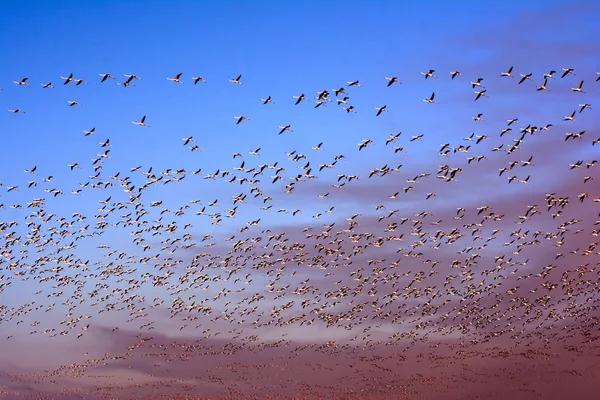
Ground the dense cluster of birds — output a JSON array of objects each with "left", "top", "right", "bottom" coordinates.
[{"left": 0, "top": 66, "right": 599, "bottom": 399}]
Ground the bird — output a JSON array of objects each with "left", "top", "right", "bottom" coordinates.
[
  {"left": 234, "top": 116, "right": 250, "bottom": 125},
  {"left": 40, "top": 82, "right": 54, "bottom": 88},
  {"left": 518, "top": 73, "right": 532, "bottom": 84},
  {"left": 423, "top": 92, "right": 437, "bottom": 104},
  {"left": 536, "top": 79, "right": 549, "bottom": 92},
  {"left": 13, "top": 78, "right": 31, "bottom": 86},
  {"left": 166, "top": 73, "right": 184, "bottom": 83},
  {"left": 191, "top": 76, "right": 206, "bottom": 84},
  {"left": 67, "top": 101, "right": 80, "bottom": 107},
  {"left": 561, "top": 68, "right": 575, "bottom": 78},
  {"left": 579, "top": 104, "right": 592, "bottom": 113},
  {"left": 229, "top": 75, "right": 243, "bottom": 85},
  {"left": 60, "top": 73, "right": 74, "bottom": 85},
  {"left": 385, "top": 76, "right": 401, "bottom": 86},
  {"left": 292, "top": 94, "right": 308, "bottom": 105},
  {"left": 181, "top": 136, "right": 195, "bottom": 146},
  {"left": 570, "top": 81, "right": 585, "bottom": 93},
  {"left": 474, "top": 90, "right": 488, "bottom": 101},
  {"left": 260, "top": 96, "right": 274, "bottom": 104},
  {"left": 563, "top": 111, "right": 576, "bottom": 121},
  {"left": 99, "top": 73, "right": 115, "bottom": 82},
  {"left": 470, "top": 78, "right": 484, "bottom": 88},
  {"left": 132, "top": 116, "right": 150, "bottom": 127},
  {"left": 374, "top": 106, "right": 388, "bottom": 116},
  {"left": 449, "top": 71, "right": 462, "bottom": 80},
  {"left": 420, "top": 70, "right": 437, "bottom": 79},
  {"left": 500, "top": 66, "right": 514, "bottom": 77},
  {"left": 7, "top": 109, "right": 26, "bottom": 114},
  {"left": 278, "top": 125, "right": 293, "bottom": 135},
  {"left": 347, "top": 80, "right": 362, "bottom": 87}
]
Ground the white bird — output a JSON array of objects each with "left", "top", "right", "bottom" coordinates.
[
  {"left": 570, "top": 81, "right": 585, "bottom": 93},
  {"left": 191, "top": 76, "right": 206, "bottom": 84},
  {"left": 229, "top": 75, "right": 243, "bottom": 85},
  {"left": 99, "top": 73, "right": 115, "bottom": 82},
  {"left": 133, "top": 115, "right": 150, "bottom": 127},
  {"left": 13, "top": 78, "right": 31, "bottom": 86},
  {"left": 166, "top": 73, "right": 184, "bottom": 83},
  {"left": 234, "top": 116, "right": 250, "bottom": 124},
  {"left": 422, "top": 92, "right": 437, "bottom": 104},
  {"left": 500, "top": 66, "right": 514, "bottom": 77}
]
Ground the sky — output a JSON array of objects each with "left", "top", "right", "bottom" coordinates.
[{"left": 1, "top": 0, "right": 600, "bottom": 399}]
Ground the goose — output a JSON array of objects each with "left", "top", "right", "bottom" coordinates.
[
  {"left": 384, "top": 76, "right": 401, "bottom": 86},
  {"left": 561, "top": 68, "right": 575, "bottom": 78},
  {"left": 191, "top": 76, "right": 206, "bottom": 84},
  {"left": 500, "top": 66, "right": 514, "bottom": 77},
  {"left": 229, "top": 75, "right": 243, "bottom": 85},
  {"left": 570, "top": 81, "right": 585, "bottom": 93},
  {"left": 133, "top": 115, "right": 150, "bottom": 127},
  {"left": 13, "top": 78, "right": 31, "bottom": 86},
  {"left": 166, "top": 73, "right": 183, "bottom": 83},
  {"left": 374, "top": 105, "right": 388, "bottom": 116},
  {"left": 422, "top": 92, "right": 437, "bottom": 104},
  {"left": 234, "top": 116, "right": 250, "bottom": 124},
  {"left": 449, "top": 71, "right": 462, "bottom": 80},
  {"left": 98, "top": 73, "right": 115, "bottom": 82}
]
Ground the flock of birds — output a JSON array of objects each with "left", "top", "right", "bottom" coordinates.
[{"left": 1, "top": 65, "right": 599, "bottom": 399}]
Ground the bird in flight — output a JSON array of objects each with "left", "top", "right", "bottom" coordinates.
[
  {"left": 133, "top": 115, "right": 150, "bottom": 127},
  {"left": 229, "top": 75, "right": 243, "bottom": 85}
]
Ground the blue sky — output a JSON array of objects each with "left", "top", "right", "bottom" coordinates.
[{"left": 1, "top": 1, "right": 600, "bottom": 398}]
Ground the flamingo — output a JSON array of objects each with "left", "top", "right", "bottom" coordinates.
[{"left": 133, "top": 116, "right": 150, "bottom": 127}]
